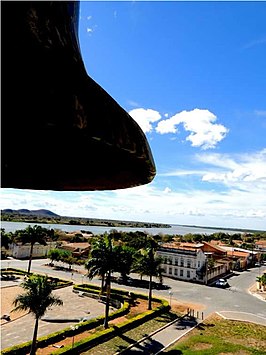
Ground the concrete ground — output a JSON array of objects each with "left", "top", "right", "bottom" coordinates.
[{"left": 1, "top": 286, "right": 106, "bottom": 350}]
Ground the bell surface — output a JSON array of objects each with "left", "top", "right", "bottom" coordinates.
[{"left": 1, "top": 1, "right": 156, "bottom": 191}]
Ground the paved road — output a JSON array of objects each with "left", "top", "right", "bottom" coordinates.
[{"left": 1, "top": 258, "right": 266, "bottom": 352}]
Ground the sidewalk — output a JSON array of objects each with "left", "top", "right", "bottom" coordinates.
[
  {"left": 117, "top": 314, "right": 199, "bottom": 355},
  {"left": 117, "top": 308, "right": 266, "bottom": 354}
]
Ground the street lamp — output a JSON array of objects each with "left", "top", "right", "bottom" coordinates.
[
  {"left": 70, "top": 325, "right": 78, "bottom": 348},
  {"left": 168, "top": 290, "right": 173, "bottom": 307}
]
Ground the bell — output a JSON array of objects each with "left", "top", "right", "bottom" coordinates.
[{"left": 1, "top": 1, "right": 156, "bottom": 191}]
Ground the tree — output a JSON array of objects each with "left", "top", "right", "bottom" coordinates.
[
  {"left": 14, "top": 225, "right": 49, "bottom": 273},
  {"left": 114, "top": 245, "right": 135, "bottom": 282},
  {"left": 47, "top": 248, "right": 62, "bottom": 266},
  {"left": 1, "top": 229, "right": 14, "bottom": 250},
  {"left": 85, "top": 234, "right": 117, "bottom": 328},
  {"left": 12, "top": 274, "right": 63, "bottom": 355},
  {"left": 133, "top": 237, "right": 163, "bottom": 310}
]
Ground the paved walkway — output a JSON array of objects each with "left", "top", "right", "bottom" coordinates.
[
  {"left": 117, "top": 309, "right": 266, "bottom": 355},
  {"left": 1, "top": 286, "right": 106, "bottom": 350},
  {"left": 112, "top": 314, "right": 199, "bottom": 355}
]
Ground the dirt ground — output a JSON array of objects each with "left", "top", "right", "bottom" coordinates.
[
  {"left": 1, "top": 284, "right": 204, "bottom": 354},
  {"left": 1, "top": 285, "right": 28, "bottom": 325}
]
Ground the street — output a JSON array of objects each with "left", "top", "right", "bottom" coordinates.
[{"left": 1, "top": 258, "right": 266, "bottom": 351}]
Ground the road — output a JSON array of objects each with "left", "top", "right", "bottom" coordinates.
[
  {"left": 1, "top": 258, "right": 266, "bottom": 352},
  {"left": 2, "top": 258, "right": 266, "bottom": 319}
]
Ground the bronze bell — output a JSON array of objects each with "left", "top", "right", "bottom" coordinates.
[{"left": 1, "top": 1, "right": 156, "bottom": 191}]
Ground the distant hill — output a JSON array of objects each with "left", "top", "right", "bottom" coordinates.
[
  {"left": 1, "top": 209, "right": 171, "bottom": 229},
  {"left": 2, "top": 209, "right": 59, "bottom": 217}
]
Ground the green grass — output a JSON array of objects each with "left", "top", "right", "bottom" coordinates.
[
  {"left": 81, "top": 312, "right": 176, "bottom": 354},
  {"left": 166, "top": 315, "right": 266, "bottom": 354}
]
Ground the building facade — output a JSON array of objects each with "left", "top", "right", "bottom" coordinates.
[
  {"left": 157, "top": 242, "right": 230, "bottom": 284},
  {"left": 157, "top": 243, "right": 207, "bottom": 283}
]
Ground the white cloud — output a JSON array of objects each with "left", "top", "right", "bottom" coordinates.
[
  {"left": 156, "top": 108, "right": 228, "bottom": 149},
  {"left": 129, "top": 108, "right": 161, "bottom": 133},
  {"left": 255, "top": 110, "right": 266, "bottom": 117},
  {"left": 198, "top": 149, "right": 266, "bottom": 187},
  {"left": 243, "top": 37, "right": 266, "bottom": 49},
  {"left": 1, "top": 150, "right": 266, "bottom": 230}
]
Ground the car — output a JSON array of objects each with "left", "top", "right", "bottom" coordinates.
[
  {"left": 254, "top": 262, "right": 261, "bottom": 267},
  {"left": 215, "top": 278, "right": 229, "bottom": 288}
]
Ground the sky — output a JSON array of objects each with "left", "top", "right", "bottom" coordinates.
[{"left": 1, "top": 1, "right": 266, "bottom": 230}]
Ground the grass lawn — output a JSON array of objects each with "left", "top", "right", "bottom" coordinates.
[
  {"left": 81, "top": 312, "right": 177, "bottom": 354},
  {"left": 165, "top": 314, "right": 266, "bottom": 354}
]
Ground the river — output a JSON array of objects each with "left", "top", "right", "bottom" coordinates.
[{"left": 1, "top": 221, "right": 242, "bottom": 236}]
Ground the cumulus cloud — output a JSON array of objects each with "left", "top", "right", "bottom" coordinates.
[
  {"left": 156, "top": 108, "right": 228, "bottom": 149},
  {"left": 129, "top": 108, "right": 161, "bottom": 133},
  {"left": 198, "top": 149, "right": 266, "bottom": 186},
  {"left": 2, "top": 149, "right": 266, "bottom": 230}
]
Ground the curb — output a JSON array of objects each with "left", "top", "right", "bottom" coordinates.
[{"left": 115, "top": 313, "right": 188, "bottom": 355}]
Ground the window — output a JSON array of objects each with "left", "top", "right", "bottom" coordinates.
[
  {"left": 169, "top": 267, "right": 172, "bottom": 275},
  {"left": 168, "top": 257, "right": 172, "bottom": 265},
  {"left": 187, "top": 259, "right": 191, "bottom": 268},
  {"left": 175, "top": 258, "right": 178, "bottom": 266},
  {"left": 180, "top": 269, "right": 183, "bottom": 277},
  {"left": 187, "top": 270, "right": 190, "bottom": 278},
  {"left": 180, "top": 259, "right": 184, "bottom": 267},
  {"left": 174, "top": 268, "right": 178, "bottom": 276}
]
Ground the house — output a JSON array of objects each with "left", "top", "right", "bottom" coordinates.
[
  {"left": 10, "top": 241, "right": 57, "bottom": 259},
  {"left": 58, "top": 242, "right": 90, "bottom": 259},
  {"left": 218, "top": 245, "right": 261, "bottom": 269},
  {"left": 157, "top": 241, "right": 230, "bottom": 284},
  {"left": 255, "top": 240, "right": 266, "bottom": 252}
]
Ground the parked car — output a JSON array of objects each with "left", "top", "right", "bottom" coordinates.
[
  {"left": 215, "top": 278, "right": 229, "bottom": 288},
  {"left": 254, "top": 262, "right": 261, "bottom": 267}
]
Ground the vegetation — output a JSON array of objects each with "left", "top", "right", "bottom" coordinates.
[
  {"left": 166, "top": 315, "right": 266, "bottom": 354},
  {"left": 132, "top": 236, "right": 163, "bottom": 310},
  {"left": 12, "top": 274, "right": 63, "bottom": 355},
  {"left": 3, "top": 281, "right": 168, "bottom": 355},
  {"left": 85, "top": 234, "right": 118, "bottom": 328},
  {"left": 14, "top": 225, "right": 49, "bottom": 273},
  {"left": 82, "top": 312, "right": 176, "bottom": 355},
  {"left": 1, "top": 209, "right": 171, "bottom": 229}
]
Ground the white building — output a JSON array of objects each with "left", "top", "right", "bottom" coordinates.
[
  {"left": 157, "top": 243, "right": 207, "bottom": 283},
  {"left": 157, "top": 241, "right": 230, "bottom": 284},
  {"left": 10, "top": 241, "right": 57, "bottom": 259}
]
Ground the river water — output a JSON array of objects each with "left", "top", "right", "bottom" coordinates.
[{"left": 1, "top": 221, "right": 241, "bottom": 236}]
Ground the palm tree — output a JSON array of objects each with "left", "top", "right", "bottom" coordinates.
[
  {"left": 85, "top": 234, "right": 117, "bottom": 328},
  {"left": 133, "top": 237, "right": 163, "bottom": 310},
  {"left": 12, "top": 274, "right": 63, "bottom": 355},
  {"left": 15, "top": 225, "right": 49, "bottom": 273}
]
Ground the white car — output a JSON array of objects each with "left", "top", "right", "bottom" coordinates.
[{"left": 215, "top": 278, "right": 229, "bottom": 288}]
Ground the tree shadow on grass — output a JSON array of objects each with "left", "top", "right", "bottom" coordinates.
[{"left": 113, "top": 327, "right": 164, "bottom": 354}]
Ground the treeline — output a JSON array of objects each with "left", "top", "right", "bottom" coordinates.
[{"left": 1, "top": 211, "right": 171, "bottom": 229}]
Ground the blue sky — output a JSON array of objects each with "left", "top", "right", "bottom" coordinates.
[{"left": 1, "top": 1, "right": 266, "bottom": 230}]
